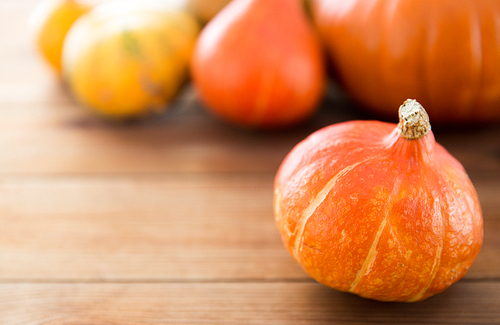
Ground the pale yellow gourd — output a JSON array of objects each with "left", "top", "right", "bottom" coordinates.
[{"left": 62, "top": 1, "right": 200, "bottom": 119}]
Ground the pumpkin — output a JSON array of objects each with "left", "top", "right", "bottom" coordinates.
[
  {"left": 191, "top": 0, "right": 326, "bottom": 129},
  {"left": 29, "top": 0, "right": 91, "bottom": 73},
  {"left": 311, "top": 0, "right": 500, "bottom": 124},
  {"left": 274, "top": 99, "right": 483, "bottom": 302},
  {"left": 62, "top": 1, "right": 200, "bottom": 119}
]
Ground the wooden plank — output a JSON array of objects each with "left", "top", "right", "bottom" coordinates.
[
  {"left": 0, "top": 174, "right": 497, "bottom": 281},
  {"left": 0, "top": 83, "right": 359, "bottom": 176},
  {"left": 0, "top": 281, "right": 499, "bottom": 324},
  {"left": 0, "top": 111, "right": 300, "bottom": 175},
  {"left": 0, "top": 174, "right": 305, "bottom": 280}
]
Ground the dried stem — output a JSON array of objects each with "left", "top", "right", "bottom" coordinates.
[{"left": 398, "top": 99, "right": 431, "bottom": 140}]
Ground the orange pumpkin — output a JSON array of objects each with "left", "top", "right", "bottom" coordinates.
[
  {"left": 191, "top": 0, "right": 326, "bottom": 129},
  {"left": 274, "top": 99, "right": 483, "bottom": 302},
  {"left": 29, "top": 0, "right": 91, "bottom": 73},
  {"left": 311, "top": 0, "right": 500, "bottom": 124},
  {"left": 62, "top": 1, "right": 200, "bottom": 119}
]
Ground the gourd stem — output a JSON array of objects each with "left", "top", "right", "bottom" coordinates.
[{"left": 398, "top": 99, "right": 431, "bottom": 140}]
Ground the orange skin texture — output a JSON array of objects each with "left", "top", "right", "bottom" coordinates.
[
  {"left": 311, "top": 0, "right": 500, "bottom": 124},
  {"left": 191, "top": 0, "right": 326, "bottom": 128},
  {"left": 29, "top": 0, "right": 91, "bottom": 72},
  {"left": 274, "top": 121, "right": 483, "bottom": 302}
]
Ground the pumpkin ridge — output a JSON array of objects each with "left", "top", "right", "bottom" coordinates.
[
  {"left": 291, "top": 156, "right": 377, "bottom": 262},
  {"left": 349, "top": 217, "right": 387, "bottom": 293},
  {"left": 348, "top": 173, "right": 404, "bottom": 294},
  {"left": 407, "top": 197, "right": 445, "bottom": 302}
]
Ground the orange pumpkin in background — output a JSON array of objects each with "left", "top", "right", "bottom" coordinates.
[
  {"left": 29, "top": 0, "right": 92, "bottom": 73},
  {"left": 274, "top": 99, "right": 483, "bottom": 302},
  {"left": 311, "top": 0, "right": 500, "bottom": 124},
  {"left": 62, "top": 1, "right": 200, "bottom": 119},
  {"left": 191, "top": 0, "right": 326, "bottom": 129}
]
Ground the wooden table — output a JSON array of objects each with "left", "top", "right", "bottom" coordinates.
[{"left": 2, "top": 1, "right": 499, "bottom": 323}]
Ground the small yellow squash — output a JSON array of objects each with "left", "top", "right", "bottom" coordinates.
[{"left": 62, "top": 1, "right": 200, "bottom": 119}]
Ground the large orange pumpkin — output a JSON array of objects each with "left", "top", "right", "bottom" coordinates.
[
  {"left": 274, "top": 99, "right": 483, "bottom": 302},
  {"left": 311, "top": 0, "right": 500, "bottom": 124}
]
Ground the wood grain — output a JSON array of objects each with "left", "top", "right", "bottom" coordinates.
[
  {"left": 0, "top": 0, "right": 499, "bottom": 324},
  {"left": 1, "top": 282, "right": 499, "bottom": 324},
  {"left": 0, "top": 174, "right": 305, "bottom": 280}
]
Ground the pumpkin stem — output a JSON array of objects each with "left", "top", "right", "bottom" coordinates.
[{"left": 398, "top": 99, "right": 431, "bottom": 140}]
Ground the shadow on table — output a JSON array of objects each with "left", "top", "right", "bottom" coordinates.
[{"left": 302, "top": 281, "right": 498, "bottom": 324}]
